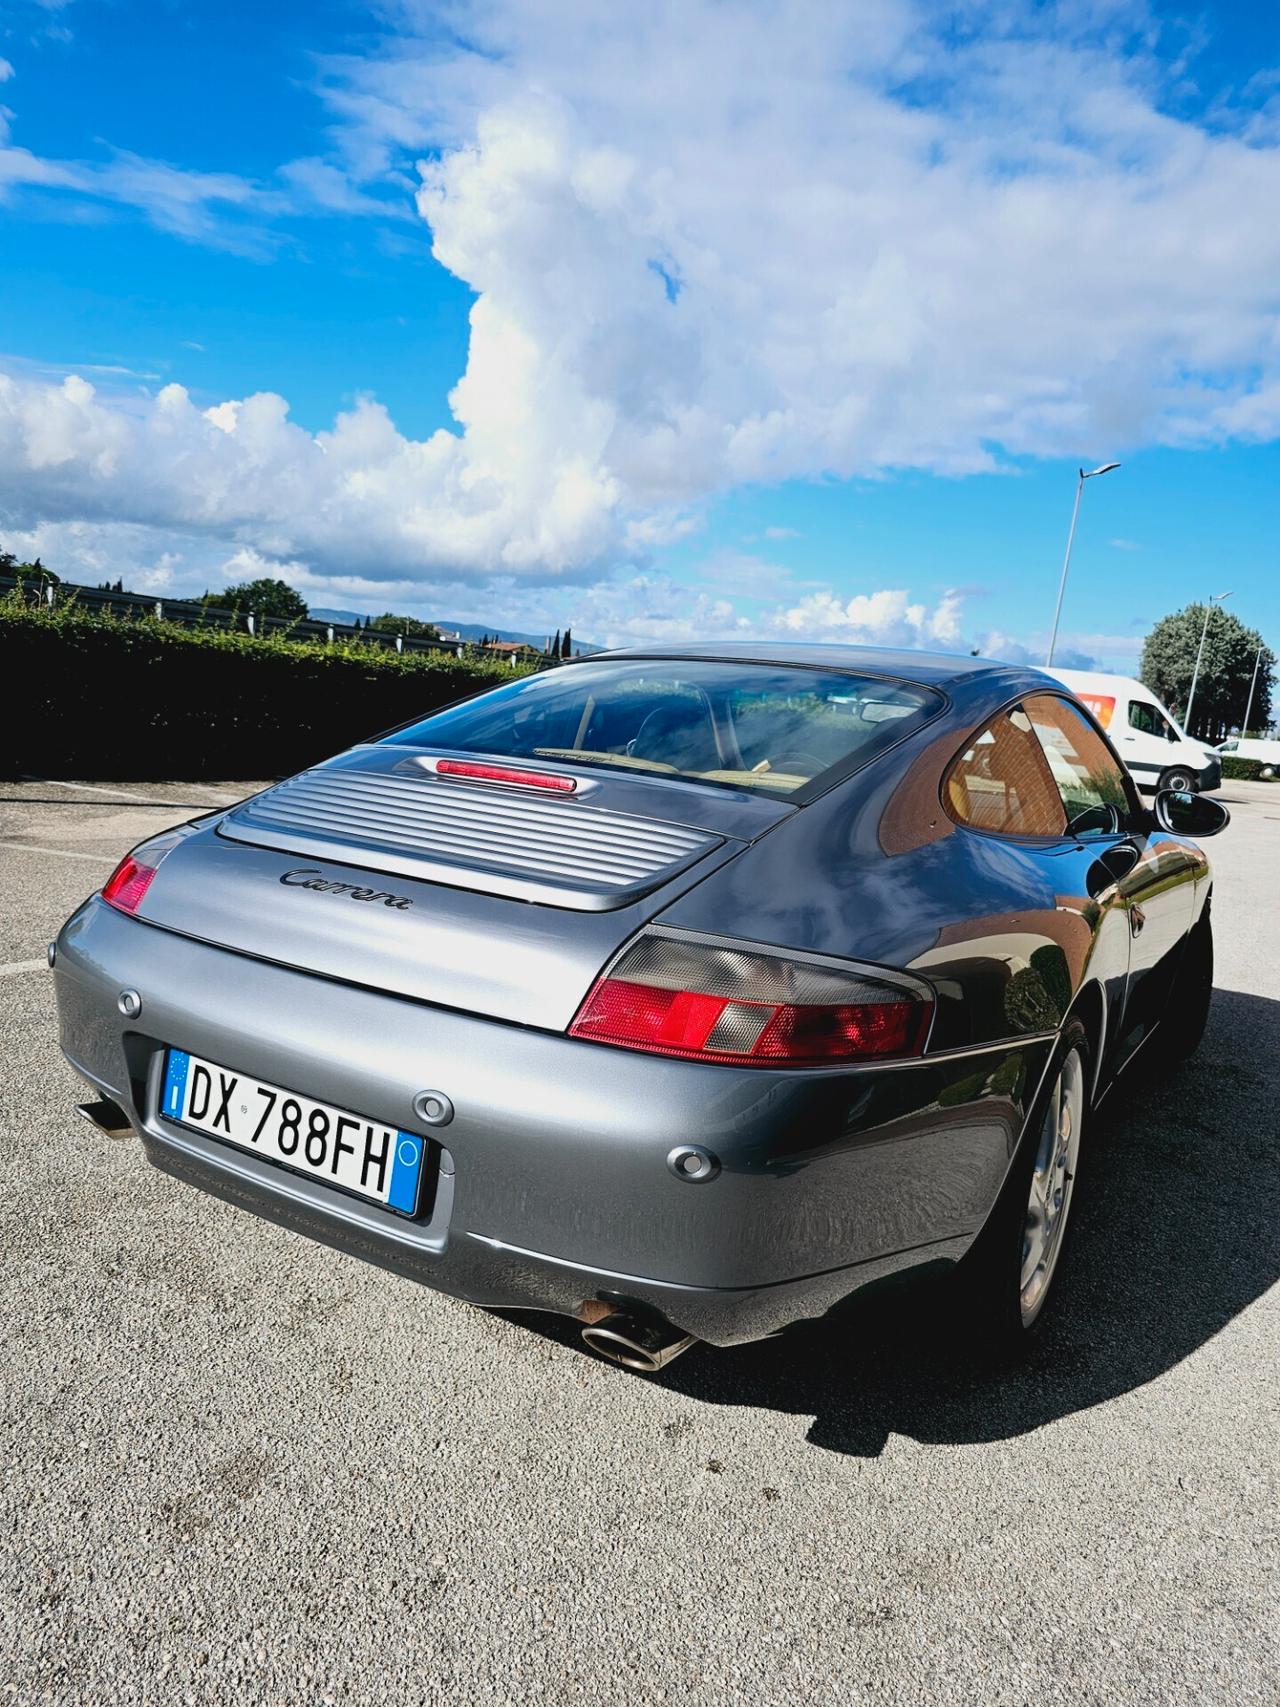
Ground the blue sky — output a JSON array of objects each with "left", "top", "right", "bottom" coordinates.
[{"left": 1, "top": 0, "right": 1278, "bottom": 671}]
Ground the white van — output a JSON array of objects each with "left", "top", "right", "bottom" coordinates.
[
  {"left": 1216, "top": 735, "right": 1280, "bottom": 767},
  {"left": 1041, "top": 668, "right": 1221, "bottom": 794}
]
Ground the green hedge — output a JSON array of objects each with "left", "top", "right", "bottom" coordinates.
[
  {"left": 1220, "top": 756, "right": 1275, "bottom": 781},
  {"left": 1, "top": 595, "right": 525, "bottom": 779}
]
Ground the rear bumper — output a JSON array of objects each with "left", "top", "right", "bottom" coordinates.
[{"left": 52, "top": 899, "right": 1051, "bottom": 1346}]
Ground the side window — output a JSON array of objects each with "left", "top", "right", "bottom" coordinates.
[
  {"left": 945, "top": 706, "right": 1067, "bottom": 837},
  {"left": 1025, "top": 695, "right": 1132, "bottom": 832},
  {"left": 1129, "top": 699, "right": 1176, "bottom": 741}
]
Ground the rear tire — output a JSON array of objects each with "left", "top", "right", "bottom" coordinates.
[
  {"left": 1159, "top": 766, "right": 1198, "bottom": 793},
  {"left": 956, "top": 1019, "right": 1091, "bottom": 1354},
  {"left": 1157, "top": 905, "right": 1213, "bottom": 1064}
]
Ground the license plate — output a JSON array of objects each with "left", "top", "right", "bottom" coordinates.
[{"left": 161, "top": 1049, "right": 426, "bottom": 1215}]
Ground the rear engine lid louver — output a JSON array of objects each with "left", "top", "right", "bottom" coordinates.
[{"left": 217, "top": 763, "right": 723, "bottom": 910}]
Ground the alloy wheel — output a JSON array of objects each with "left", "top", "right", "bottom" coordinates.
[{"left": 1020, "top": 1048, "right": 1085, "bottom": 1327}]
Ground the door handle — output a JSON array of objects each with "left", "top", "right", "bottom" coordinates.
[{"left": 1129, "top": 904, "right": 1146, "bottom": 938}]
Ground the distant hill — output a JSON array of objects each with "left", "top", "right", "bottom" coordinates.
[
  {"left": 310, "top": 609, "right": 600, "bottom": 653},
  {"left": 309, "top": 607, "right": 368, "bottom": 627}
]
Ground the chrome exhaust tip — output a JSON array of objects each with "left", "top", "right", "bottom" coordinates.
[
  {"left": 76, "top": 1098, "right": 136, "bottom": 1141},
  {"left": 581, "top": 1311, "right": 697, "bottom": 1372}
]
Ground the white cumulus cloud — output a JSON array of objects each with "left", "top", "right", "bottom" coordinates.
[
  {"left": 2, "top": 0, "right": 1280, "bottom": 645},
  {"left": 779, "top": 588, "right": 965, "bottom": 649},
  {"left": 0, "top": 371, "right": 615, "bottom": 583}
]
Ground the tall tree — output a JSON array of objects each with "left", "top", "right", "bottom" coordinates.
[
  {"left": 561, "top": 627, "right": 572, "bottom": 658},
  {"left": 1140, "top": 604, "right": 1273, "bottom": 741},
  {"left": 551, "top": 628, "right": 561, "bottom": 658},
  {"left": 206, "top": 577, "right": 308, "bottom": 621},
  {"left": 0, "top": 550, "right": 57, "bottom": 583},
  {"left": 369, "top": 612, "right": 441, "bottom": 639}
]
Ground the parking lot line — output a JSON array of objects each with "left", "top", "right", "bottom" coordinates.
[
  {"left": 0, "top": 843, "right": 117, "bottom": 863},
  {"left": 0, "top": 959, "right": 46, "bottom": 977},
  {"left": 17, "top": 777, "right": 239, "bottom": 807}
]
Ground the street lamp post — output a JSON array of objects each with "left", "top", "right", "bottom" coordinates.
[
  {"left": 1241, "top": 641, "right": 1265, "bottom": 737},
  {"left": 1045, "top": 462, "right": 1120, "bottom": 667},
  {"left": 1183, "top": 590, "right": 1232, "bottom": 736}
]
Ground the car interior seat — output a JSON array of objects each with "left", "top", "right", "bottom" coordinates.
[{"left": 629, "top": 702, "right": 724, "bottom": 774}]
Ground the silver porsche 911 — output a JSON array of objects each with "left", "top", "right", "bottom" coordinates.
[{"left": 52, "top": 644, "right": 1227, "bottom": 1370}]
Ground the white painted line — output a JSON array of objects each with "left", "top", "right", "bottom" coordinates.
[
  {"left": 0, "top": 958, "right": 47, "bottom": 977},
  {"left": 17, "top": 778, "right": 239, "bottom": 807},
  {"left": 0, "top": 842, "right": 117, "bottom": 863},
  {"left": 18, "top": 778, "right": 182, "bottom": 806}
]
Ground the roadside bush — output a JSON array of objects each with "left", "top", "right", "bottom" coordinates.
[
  {"left": 1220, "top": 757, "right": 1272, "bottom": 781},
  {"left": 1, "top": 595, "right": 525, "bottom": 779}
]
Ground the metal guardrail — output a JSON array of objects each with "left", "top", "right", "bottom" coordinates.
[{"left": 0, "top": 574, "right": 503, "bottom": 660}]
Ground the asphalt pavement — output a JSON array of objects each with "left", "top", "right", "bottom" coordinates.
[{"left": 1, "top": 777, "right": 1277, "bottom": 1706}]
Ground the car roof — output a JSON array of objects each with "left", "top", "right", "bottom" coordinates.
[
  {"left": 1043, "top": 666, "right": 1149, "bottom": 696},
  {"left": 583, "top": 640, "right": 1022, "bottom": 689}
]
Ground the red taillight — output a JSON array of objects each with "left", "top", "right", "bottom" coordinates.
[
  {"left": 568, "top": 934, "right": 931, "bottom": 1067},
  {"left": 749, "top": 998, "right": 920, "bottom": 1059},
  {"left": 436, "top": 759, "right": 577, "bottom": 793},
  {"left": 101, "top": 855, "right": 158, "bottom": 915}
]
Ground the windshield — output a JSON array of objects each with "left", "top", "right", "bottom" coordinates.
[{"left": 382, "top": 660, "right": 941, "bottom": 797}]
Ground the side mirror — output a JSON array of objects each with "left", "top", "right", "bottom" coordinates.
[
  {"left": 1067, "top": 802, "right": 1122, "bottom": 838},
  {"left": 1154, "top": 789, "right": 1230, "bottom": 837}
]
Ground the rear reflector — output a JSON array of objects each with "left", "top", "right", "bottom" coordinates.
[
  {"left": 102, "top": 855, "right": 158, "bottom": 915},
  {"left": 435, "top": 759, "right": 577, "bottom": 793},
  {"left": 569, "top": 932, "right": 931, "bottom": 1066}
]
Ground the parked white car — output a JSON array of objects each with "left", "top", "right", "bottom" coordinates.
[
  {"left": 1216, "top": 735, "right": 1280, "bottom": 767},
  {"left": 1042, "top": 668, "right": 1221, "bottom": 793}
]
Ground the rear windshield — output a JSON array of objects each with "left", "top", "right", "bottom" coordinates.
[{"left": 382, "top": 660, "right": 941, "bottom": 797}]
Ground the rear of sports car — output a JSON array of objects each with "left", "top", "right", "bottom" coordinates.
[{"left": 51, "top": 654, "right": 1051, "bottom": 1361}]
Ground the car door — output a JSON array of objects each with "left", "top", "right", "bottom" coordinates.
[
  {"left": 1114, "top": 695, "right": 1178, "bottom": 789},
  {"left": 1023, "top": 693, "right": 1197, "bottom": 1074},
  {"left": 940, "top": 701, "right": 1133, "bottom": 1060}
]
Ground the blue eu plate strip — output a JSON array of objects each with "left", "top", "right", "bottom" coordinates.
[
  {"left": 163, "top": 1050, "right": 190, "bottom": 1121},
  {"left": 387, "top": 1131, "right": 424, "bottom": 1213}
]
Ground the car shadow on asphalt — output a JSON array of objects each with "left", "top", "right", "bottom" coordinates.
[{"left": 514, "top": 987, "right": 1280, "bottom": 1457}]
